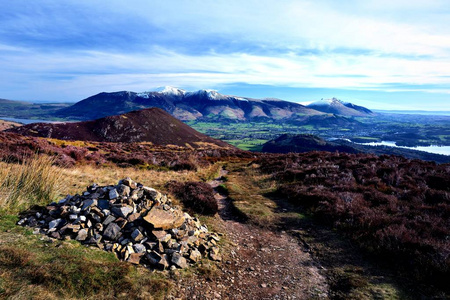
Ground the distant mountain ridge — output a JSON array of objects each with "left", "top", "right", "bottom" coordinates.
[
  {"left": 307, "top": 97, "right": 374, "bottom": 117},
  {"left": 55, "top": 87, "right": 373, "bottom": 121},
  {"left": 7, "top": 107, "right": 231, "bottom": 148}
]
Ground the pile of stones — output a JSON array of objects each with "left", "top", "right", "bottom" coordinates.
[{"left": 17, "top": 177, "right": 222, "bottom": 269}]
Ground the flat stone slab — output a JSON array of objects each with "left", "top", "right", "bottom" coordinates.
[{"left": 143, "top": 206, "right": 185, "bottom": 230}]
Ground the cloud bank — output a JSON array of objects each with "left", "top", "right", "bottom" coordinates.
[{"left": 0, "top": 0, "right": 449, "bottom": 109}]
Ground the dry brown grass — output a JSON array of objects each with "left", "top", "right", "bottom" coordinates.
[
  {"left": 0, "top": 155, "right": 211, "bottom": 214},
  {"left": 225, "top": 163, "right": 278, "bottom": 226},
  {"left": 58, "top": 164, "right": 203, "bottom": 196},
  {"left": 0, "top": 156, "right": 63, "bottom": 213},
  {"left": 0, "top": 120, "right": 20, "bottom": 131}
]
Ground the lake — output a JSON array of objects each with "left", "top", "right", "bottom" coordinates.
[
  {"left": 360, "top": 141, "right": 450, "bottom": 156},
  {"left": 0, "top": 117, "right": 57, "bottom": 124}
]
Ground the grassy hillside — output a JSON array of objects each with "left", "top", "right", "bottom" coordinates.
[
  {"left": 0, "top": 156, "right": 225, "bottom": 299},
  {"left": 0, "top": 99, "right": 70, "bottom": 119},
  {"left": 0, "top": 138, "right": 448, "bottom": 298}
]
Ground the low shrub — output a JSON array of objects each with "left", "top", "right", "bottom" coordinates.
[
  {"left": 166, "top": 181, "right": 218, "bottom": 215},
  {"left": 255, "top": 152, "right": 450, "bottom": 288}
]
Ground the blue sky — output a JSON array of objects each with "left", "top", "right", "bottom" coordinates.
[{"left": 0, "top": 0, "right": 449, "bottom": 110}]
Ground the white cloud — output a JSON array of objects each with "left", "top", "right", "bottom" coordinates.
[{"left": 0, "top": 0, "right": 449, "bottom": 105}]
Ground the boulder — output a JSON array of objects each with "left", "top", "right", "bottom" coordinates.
[
  {"left": 127, "top": 253, "right": 144, "bottom": 265},
  {"left": 103, "top": 223, "right": 121, "bottom": 241},
  {"left": 109, "top": 189, "right": 119, "bottom": 200},
  {"left": 131, "top": 228, "right": 144, "bottom": 242},
  {"left": 111, "top": 206, "right": 133, "bottom": 218},
  {"left": 171, "top": 252, "right": 188, "bottom": 269},
  {"left": 143, "top": 206, "right": 185, "bottom": 230}
]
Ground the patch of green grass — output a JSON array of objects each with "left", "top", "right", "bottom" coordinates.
[{"left": 0, "top": 225, "right": 172, "bottom": 299}]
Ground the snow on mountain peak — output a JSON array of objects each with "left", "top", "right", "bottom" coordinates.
[
  {"left": 186, "top": 89, "right": 227, "bottom": 100},
  {"left": 137, "top": 86, "right": 186, "bottom": 98},
  {"left": 310, "top": 97, "right": 344, "bottom": 106},
  {"left": 154, "top": 86, "right": 186, "bottom": 96}
]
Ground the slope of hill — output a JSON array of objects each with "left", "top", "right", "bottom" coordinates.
[
  {"left": 0, "top": 98, "right": 71, "bottom": 119},
  {"left": 262, "top": 134, "right": 359, "bottom": 154},
  {"left": 0, "top": 119, "right": 21, "bottom": 131},
  {"left": 307, "top": 98, "right": 374, "bottom": 116},
  {"left": 7, "top": 108, "right": 231, "bottom": 148},
  {"left": 55, "top": 87, "right": 324, "bottom": 121}
]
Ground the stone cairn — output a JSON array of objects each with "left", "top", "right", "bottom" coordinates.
[{"left": 17, "top": 177, "right": 222, "bottom": 269}]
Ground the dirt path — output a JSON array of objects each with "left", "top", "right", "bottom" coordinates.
[{"left": 172, "top": 170, "right": 329, "bottom": 299}]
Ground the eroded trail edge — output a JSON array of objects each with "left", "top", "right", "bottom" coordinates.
[{"left": 173, "top": 168, "right": 328, "bottom": 300}]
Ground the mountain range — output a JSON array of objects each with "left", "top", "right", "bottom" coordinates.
[
  {"left": 55, "top": 87, "right": 373, "bottom": 121},
  {"left": 307, "top": 98, "right": 374, "bottom": 117},
  {"left": 7, "top": 107, "right": 230, "bottom": 148}
]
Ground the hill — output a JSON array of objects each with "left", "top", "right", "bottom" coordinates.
[
  {"left": 262, "top": 134, "right": 358, "bottom": 153},
  {"left": 0, "top": 98, "right": 71, "bottom": 119},
  {"left": 55, "top": 87, "right": 324, "bottom": 121},
  {"left": 0, "top": 119, "right": 21, "bottom": 131},
  {"left": 261, "top": 133, "right": 450, "bottom": 163},
  {"left": 7, "top": 107, "right": 230, "bottom": 148},
  {"left": 307, "top": 97, "right": 374, "bottom": 116}
]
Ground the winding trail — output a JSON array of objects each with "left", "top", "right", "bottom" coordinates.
[{"left": 172, "top": 169, "right": 328, "bottom": 300}]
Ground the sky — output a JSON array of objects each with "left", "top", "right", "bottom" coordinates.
[{"left": 0, "top": 0, "right": 449, "bottom": 110}]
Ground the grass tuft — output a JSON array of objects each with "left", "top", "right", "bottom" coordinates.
[{"left": 0, "top": 155, "right": 63, "bottom": 213}]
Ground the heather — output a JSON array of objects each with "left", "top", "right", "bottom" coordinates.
[
  {"left": 166, "top": 181, "right": 219, "bottom": 215},
  {"left": 0, "top": 131, "right": 250, "bottom": 170},
  {"left": 256, "top": 151, "right": 450, "bottom": 288}
]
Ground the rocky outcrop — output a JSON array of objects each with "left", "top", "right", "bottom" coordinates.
[{"left": 18, "top": 177, "right": 222, "bottom": 269}]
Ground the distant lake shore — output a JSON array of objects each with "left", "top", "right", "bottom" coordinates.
[{"left": 359, "top": 140, "right": 450, "bottom": 156}]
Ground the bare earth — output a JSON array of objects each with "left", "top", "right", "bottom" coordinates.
[{"left": 171, "top": 172, "right": 328, "bottom": 300}]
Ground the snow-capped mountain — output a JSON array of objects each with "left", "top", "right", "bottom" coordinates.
[
  {"left": 138, "top": 86, "right": 186, "bottom": 98},
  {"left": 307, "top": 97, "right": 374, "bottom": 116},
  {"left": 55, "top": 87, "right": 324, "bottom": 121}
]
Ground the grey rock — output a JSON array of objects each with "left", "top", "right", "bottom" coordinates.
[
  {"left": 48, "top": 218, "right": 62, "bottom": 229},
  {"left": 133, "top": 243, "right": 146, "bottom": 253},
  {"left": 89, "top": 213, "right": 102, "bottom": 224},
  {"left": 209, "top": 251, "right": 222, "bottom": 262},
  {"left": 143, "top": 186, "right": 162, "bottom": 201},
  {"left": 146, "top": 251, "right": 169, "bottom": 270},
  {"left": 131, "top": 228, "right": 144, "bottom": 242},
  {"left": 87, "top": 231, "right": 102, "bottom": 244},
  {"left": 97, "top": 200, "right": 110, "bottom": 210},
  {"left": 109, "top": 189, "right": 119, "bottom": 200},
  {"left": 103, "top": 215, "right": 116, "bottom": 227},
  {"left": 76, "top": 228, "right": 88, "bottom": 241},
  {"left": 122, "top": 177, "right": 137, "bottom": 189},
  {"left": 17, "top": 218, "right": 27, "bottom": 226},
  {"left": 111, "top": 206, "right": 133, "bottom": 218},
  {"left": 116, "top": 184, "right": 130, "bottom": 197},
  {"left": 171, "top": 252, "right": 188, "bottom": 269},
  {"left": 103, "top": 223, "right": 121, "bottom": 241},
  {"left": 81, "top": 199, "right": 97, "bottom": 211},
  {"left": 49, "top": 231, "right": 61, "bottom": 239},
  {"left": 189, "top": 249, "right": 202, "bottom": 262}
]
